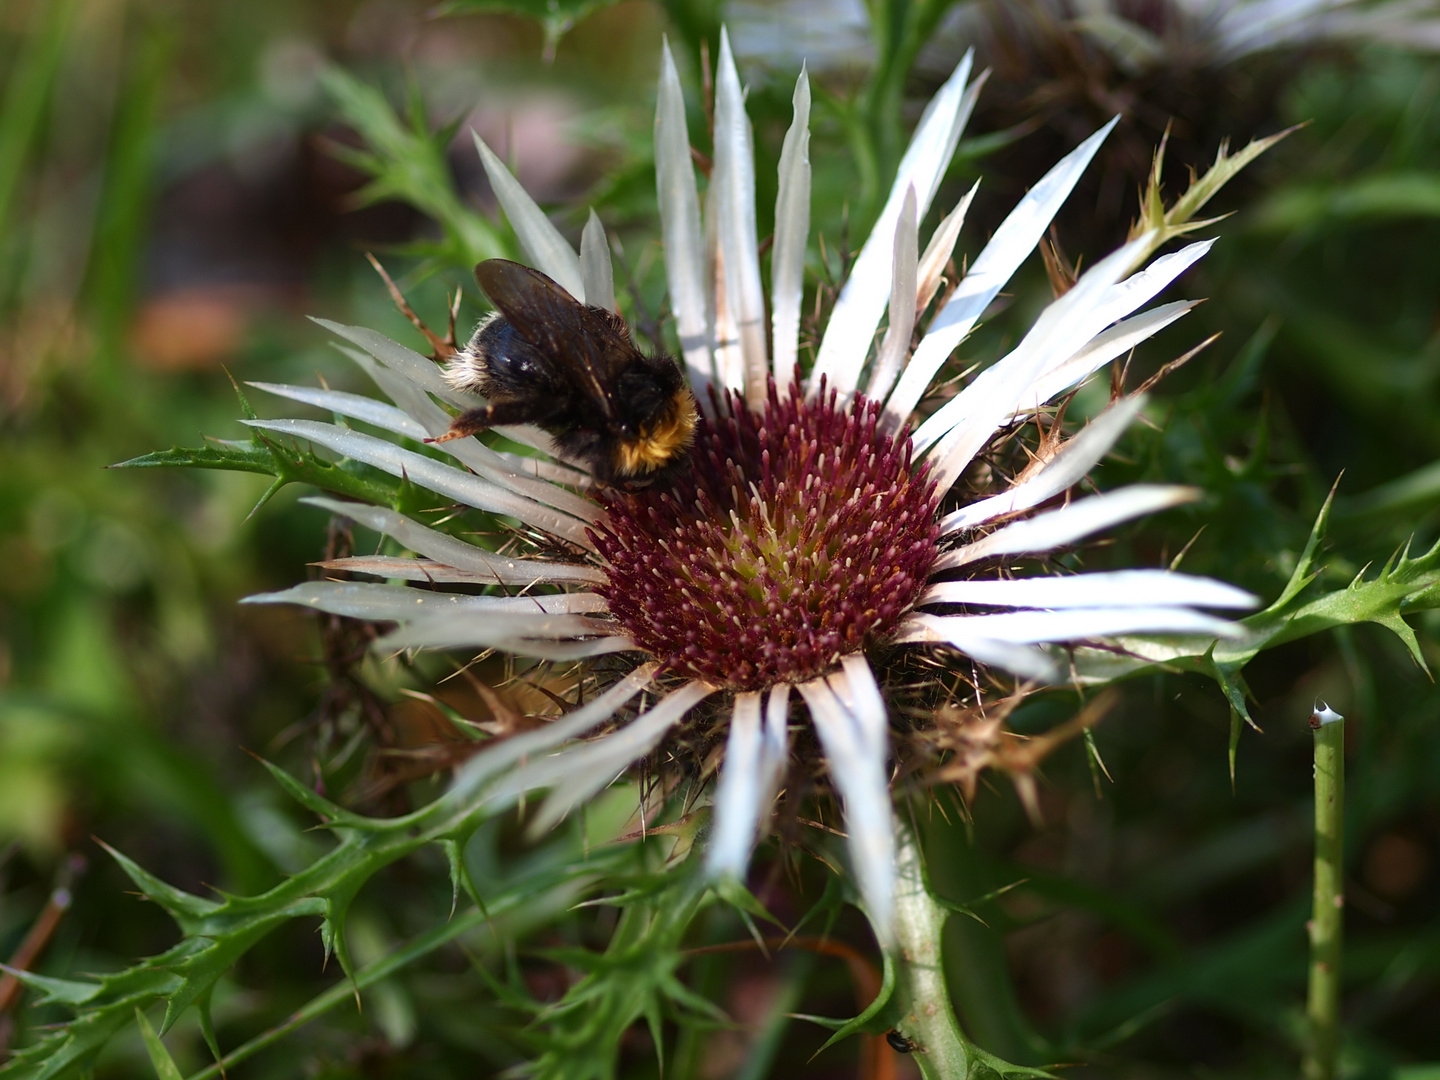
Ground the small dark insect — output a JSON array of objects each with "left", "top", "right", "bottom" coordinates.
[
  {"left": 886, "top": 1029, "right": 921, "bottom": 1054},
  {"left": 431, "top": 259, "right": 698, "bottom": 489}
]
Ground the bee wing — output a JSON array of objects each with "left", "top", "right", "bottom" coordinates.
[{"left": 474, "top": 260, "right": 633, "bottom": 420}]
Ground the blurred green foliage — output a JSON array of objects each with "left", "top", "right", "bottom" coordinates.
[{"left": 1, "top": 0, "right": 1438, "bottom": 1078}]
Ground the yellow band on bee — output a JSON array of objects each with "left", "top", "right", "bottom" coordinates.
[{"left": 616, "top": 394, "right": 698, "bottom": 476}]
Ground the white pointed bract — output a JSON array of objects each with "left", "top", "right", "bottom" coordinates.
[
  {"left": 580, "top": 208, "right": 616, "bottom": 314},
  {"left": 771, "top": 68, "right": 811, "bottom": 395},
  {"left": 656, "top": 40, "right": 712, "bottom": 395},
  {"left": 473, "top": 132, "right": 585, "bottom": 299},
  {"left": 800, "top": 662, "right": 897, "bottom": 942},
  {"left": 713, "top": 29, "right": 769, "bottom": 409},
  {"left": 707, "top": 686, "right": 790, "bottom": 880},
  {"left": 250, "top": 44, "right": 1257, "bottom": 945},
  {"left": 884, "top": 118, "right": 1119, "bottom": 428},
  {"left": 808, "top": 51, "right": 980, "bottom": 402},
  {"left": 863, "top": 184, "right": 918, "bottom": 403}
]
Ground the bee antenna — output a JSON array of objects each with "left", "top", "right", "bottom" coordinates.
[
  {"left": 447, "top": 288, "right": 462, "bottom": 352},
  {"left": 365, "top": 252, "right": 456, "bottom": 362}
]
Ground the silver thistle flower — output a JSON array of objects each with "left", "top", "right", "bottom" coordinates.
[{"left": 244, "top": 33, "right": 1257, "bottom": 943}]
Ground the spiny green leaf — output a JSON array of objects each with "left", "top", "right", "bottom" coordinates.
[
  {"left": 1075, "top": 510, "right": 1440, "bottom": 723},
  {"left": 1130, "top": 125, "right": 1297, "bottom": 252},
  {"left": 431, "top": 0, "right": 621, "bottom": 57},
  {"left": 712, "top": 876, "right": 784, "bottom": 928},
  {"left": 1, "top": 732, "right": 612, "bottom": 1077},
  {"left": 319, "top": 887, "right": 364, "bottom": 993},
  {"left": 1208, "top": 656, "right": 1259, "bottom": 732},
  {"left": 223, "top": 367, "right": 260, "bottom": 421},
  {"left": 511, "top": 860, "right": 713, "bottom": 1079},
  {"left": 243, "top": 475, "right": 284, "bottom": 520},
  {"left": 960, "top": 1046, "right": 1056, "bottom": 1080},
  {"left": 658, "top": 973, "right": 730, "bottom": 1025},
  {"left": 255, "top": 757, "right": 370, "bottom": 829},
  {"left": 1371, "top": 610, "right": 1430, "bottom": 675},
  {"left": 1165, "top": 127, "right": 1299, "bottom": 232},
  {"left": 96, "top": 841, "right": 221, "bottom": 927},
  {"left": 441, "top": 836, "right": 485, "bottom": 916},
  {"left": 112, "top": 438, "right": 278, "bottom": 476},
  {"left": 813, "top": 948, "right": 897, "bottom": 1054},
  {"left": 643, "top": 997, "right": 666, "bottom": 1073},
  {"left": 932, "top": 877, "right": 1029, "bottom": 924},
  {"left": 1267, "top": 476, "right": 1340, "bottom": 614},
  {"left": 0, "top": 956, "right": 189, "bottom": 1075},
  {"left": 1239, "top": 540, "right": 1440, "bottom": 658},
  {"left": 195, "top": 986, "right": 224, "bottom": 1069},
  {"left": 156, "top": 896, "right": 324, "bottom": 1037},
  {"left": 1083, "top": 728, "right": 1109, "bottom": 798},
  {"left": 0, "top": 966, "right": 102, "bottom": 1007},
  {"left": 319, "top": 66, "right": 508, "bottom": 267},
  {"left": 113, "top": 432, "right": 436, "bottom": 514},
  {"left": 158, "top": 938, "right": 250, "bottom": 1036},
  {"left": 789, "top": 1012, "right": 851, "bottom": 1031},
  {"left": 2, "top": 1003, "right": 138, "bottom": 1080}
]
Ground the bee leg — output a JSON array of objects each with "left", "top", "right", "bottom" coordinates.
[
  {"left": 427, "top": 400, "right": 545, "bottom": 444},
  {"left": 427, "top": 407, "right": 496, "bottom": 444}
]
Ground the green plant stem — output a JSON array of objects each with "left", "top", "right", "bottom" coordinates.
[
  {"left": 892, "top": 819, "right": 972, "bottom": 1079},
  {"left": 86, "top": 18, "right": 171, "bottom": 385},
  {"left": 890, "top": 821, "right": 1054, "bottom": 1080},
  {"left": 849, "top": 0, "right": 956, "bottom": 230},
  {"left": 1303, "top": 714, "right": 1345, "bottom": 1080},
  {"left": 0, "top": 0, "right": 79, "bottom": 254}
]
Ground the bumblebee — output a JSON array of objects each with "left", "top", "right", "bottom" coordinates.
[{"left": 432, "top": 259, "right": 698, "bottom": 489}]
